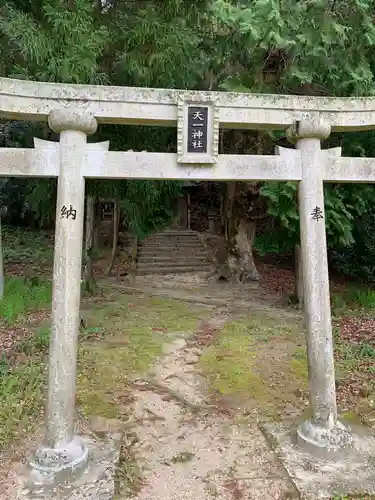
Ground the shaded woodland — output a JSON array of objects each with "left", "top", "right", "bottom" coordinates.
[{"left": 1, "top": 0, "right": 375, "bottom": 290}]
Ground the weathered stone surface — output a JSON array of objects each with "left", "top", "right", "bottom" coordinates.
[
  {"left": 3, "top": 76, "right": 375, "bottom": 130},
  {"left": 38, "top": 122, "right": 92, "bottom": 468},
  {"left": 287, "top": 119, "right": 350, "bottom": 451},
  {"left": 264, "top": 422, "right": 375, "bottom": 499},
  {"left": 26, "top": 437, "right": 89, "bottom": 493},
  {"left": 136, "top": 230, "right": 212, "bottom": 275},
  {"left": 3, "top": 75, "right": 375, "bottom": 497},
  {"left": 297, "top": 418, "right": 353, "bottom": 455},
  {"left": 3, "top": 142, "right": 375, "bottom": 182},
  {"left": 48, "top": 110, "right": 97, "bottom": 135},
  {"left": 15, "top": 432, "right": 123, "bottom": 500},
  {"left": 25, "top": 118, "right": 111, "bottom": 494}
]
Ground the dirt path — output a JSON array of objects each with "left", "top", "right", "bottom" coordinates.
[
  {"left": 122, "top": 310, "right": 298, "bottom": 500},
  {"left": 103, "top": 272, "right": 301, "bottom": 322}
]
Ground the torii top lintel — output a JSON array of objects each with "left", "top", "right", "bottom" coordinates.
[{"left": 1, "top": 77, "right": 375, "bottom": 131}]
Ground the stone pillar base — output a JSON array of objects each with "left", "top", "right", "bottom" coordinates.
[
  {"left": 263, "top": 421, "right": 375, "bottom": 499},
  {"left": 15, "top": 432, "right": 123, "bottom": 499},
  {"left": 297, "top": 418, "right": 353, "bottom": 455},
  {"left": 26, "top": 436, "right": 88, "bottom": 494}
]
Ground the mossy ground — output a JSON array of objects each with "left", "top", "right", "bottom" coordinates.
[
  {"left": 77, "top": 294, "right": 206, "bottom": 420},
  {"left": 200, "top": 308, "right": 375, "bottom": 426},
  {"left": 2, "top": 226, "right": 375, "bottom": 498},
  {"left": 0, "top": 290, "right": 207, "bottom": 449},
  {"left": 200, "top": 311, "right": 308, "bottom": 419}
]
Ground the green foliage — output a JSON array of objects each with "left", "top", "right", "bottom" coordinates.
[
  {"left": 0, "top": 276, "right": 51, "bottom": 323},
  {"left": 121, "top": 180, "right": 183, "bottom": 238},
  {"left": 211, "top": 0, "right": 375, "bottom": 96},
  {"left": 210, "top": 0, "right": 375, "bottom": 272},
  {"left": 0, "top": 120, "right": 56, "bottom": 225},
  {"left": 259, "top": 180, "right": 374, "bottom": 255},
  {"left": 261, "top": 182, "right": 298, "bottom": 231},
  {"left": 86, "top": 177, "right": 183, "bottom": 239},
  {"left": 324, "top": 186, "right": 355, "bottom": 247},
  {"left": 2, "top": 0, "right": 375, "bottom": 263},
  {"left": 254, "top": 231, "right": 294, "bottom": 256},
  {"left": 359, "top": 343, "right": 375, "bottom": 358},
  {"left": 332, "top": 285, "right": 375, "bottom": 311},
  {"left": 17, "top": 325, "right": 50, "bottom": 355},
  {"left": 327, "top": 131, "right": 375, "bottom": 282},
  {"left": 1, "top": 0, "right": 109, "bottom": 83},
  {"left": 330, "top": 207, "right": 375, "bottom": 284},
  {"left": 111, "top": 1, "right": 206, "bottom": 89},
  {"left": 0, "top": 358, "right": 45, "bottom": 448},
  {"left": 2, "top": 225, "right": 53, "bottom": 264}
]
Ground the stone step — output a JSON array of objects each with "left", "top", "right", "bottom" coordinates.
[
  {"left": 138, "top": 245, "right": 204, "bottom": 252},
  {"left": 145, "top": 231, "right": 200, "bottom": 236},
  {"left": 138, "top": 250, "right": 207, "bottom": 256},
  {"left": 137, "top": 257, "right": 209, "bottom": 266},
  {"left": 142, "top": 234, "right": 201, "bottom": 240},
  {"left": 137, "top": 230, "right": 209, "bottom": 274},
  {"left": 138, "top": 247, "right": 205, "bottom": 253},
  {"left": 138, "top": 255, "right": 208, "bottom": 262},
  {"left": 143, "top": 239, "right": 202, "bottom": 247},
  {"left": 138, "top": 252, "right": 208, "bottom": 259},
  {"left": 140, "top": 238, "right": 202, "bottom": 245},
  {"left": 136, "top": 265, "right": 212, "bottom": 275},
  {"left": 138, "top": 255, "right": 207, "bottom": 262},
  {"left": 157, "top": 230, "right": 199, "bottom": 236},
  {"left": 142, "top": 231, "right": 200, "bottom": 236},
  {"left": 137, "top": 260, "right": 209, "bottom": 268}
]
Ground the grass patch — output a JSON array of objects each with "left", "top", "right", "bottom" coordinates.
[
  {"left": 332, "top": 284, "right": 375, "bottom": 313},
  {"left": 77, "top": 295, "right": 205, "bottom": 418},
  {"left": 335, "top": 334, "right": 375, "bottom": 374},
  {"left": 332, "top": 496, "right": 373, "bottom": 500},
  {"left": 0, "top": 323, "right": 52, "bottom": 447},
  {"left": 0, "top": 277, "right": 51, "bottom": 323},
  {"left": 346, "top": 287, "right": 375, "bottom": 309},
  {"left": 169, "top": 451, "right": 195, "bottom": 464},
  {"left": 200, "top": 313, "right": 307, "bottom": 418},
  {"left": 2, "top": 225, "right": 53, "bottom": 266},
  {"left": 289, "top": 357, "right": 308, "bottom": 380},
  {"left": 0, "top": 358, "right": 45, "bottom": 448},
  {"left": 115, "top": 439, "right": 144, "bottom": 498},
  {"left": 17, "top": 325, "right": 51, "bottom": 355},
  {"left": 0, "top": 293, "right": 207, "bottom": 450}
]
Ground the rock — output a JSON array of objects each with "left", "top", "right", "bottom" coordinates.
[
  {"left": 184, "top": 352, "right": 200, "bottom": 364},
  {"left": 359, "top": 384, "right": 371, "bottom": 398},
  {"left": 88, "top": 415, "right": 125, "bottom": 434},
  {"left": 294, "top": 389, "right": 303, "bottom": 398},
  {"left": 162, "top": 338, "right": 186, "bottom": 355}
]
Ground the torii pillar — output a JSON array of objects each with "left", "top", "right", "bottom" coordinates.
[
  {"left": 287, "top": 117, "right": 352, "bottom": 451},
  {"left": 28, "top": 110, "right": 98, "bottom": 489}
]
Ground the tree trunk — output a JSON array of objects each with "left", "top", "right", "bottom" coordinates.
[
  {"left": 220, "top": 193, "right": 225, "bottom": 230},
  {"left": 82, "top": 196, "right": 96, "bottom": 294},
  {"left": 107, "top": 198, "right": 120, "bottom": 275},
  {"left": 187, "top": 192, "right": 191, "bottom": 230},
  {"left": 209, "top": 219, "right": 260, "bottom": 284},
  {"left": 93, "top": 199, "right": 101, "bottom": 249},
  {"left": 234, "top": 220, "right": 260, "bottom": 282},
  {"left": 224, "top": 181, "right": 236, "bottom": 242},
  {"left": 0, "top": 217, "right": 4, "bottom": 298},
  {"left": 294, "top": 243, "right": 304, "bottom": 308}
]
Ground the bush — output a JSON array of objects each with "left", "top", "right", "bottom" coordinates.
[{"left": 330, "top": 209, "right": 375, "bottom": 285}]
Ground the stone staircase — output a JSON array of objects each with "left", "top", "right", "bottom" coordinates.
[{"left": 136, "top": 230, "right": 212, "bottom": 275}]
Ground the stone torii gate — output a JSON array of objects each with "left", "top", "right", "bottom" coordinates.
[{"left": 1, "top": 78, "right": 375, "bottom": 495}]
